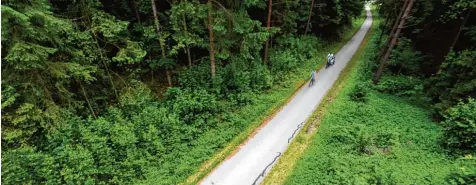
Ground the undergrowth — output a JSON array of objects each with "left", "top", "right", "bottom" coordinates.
[
  {"left": 282, "top": 11, "right": 474, "bottom": 185},
  {"left": 181, "top": 15, "right": 368, "bottom": 185}
]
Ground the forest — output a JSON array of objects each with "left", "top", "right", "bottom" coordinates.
[
  {"left": 371, "top": 0, "right": 476, "bottom": 156},
  {"left": 265, "top": 0, "right": 476, "bottom": 184},
  {"left": 2, "top": 0, "right": 364, "bottom": 184},
  {"left": 1, "top": 0, "right": 475, "bottom": 184}
]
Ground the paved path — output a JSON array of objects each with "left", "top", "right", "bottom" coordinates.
[{"left": 201, "top": 7, "right": 372, "bottom": 185}]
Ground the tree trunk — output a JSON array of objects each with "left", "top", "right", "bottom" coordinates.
[
  {"left": 151, "top": 0, "right": 172, "bottom": 87},
  {"left": 80, "top": 0, "right": 119, "bottom": 100},
  {"left": 186, "top": 46, "right": 192, "bottom": 67},
  {"left": 207, "top": 0, "right": 216, "bottom": 77},
  {"left": 93, "top": 34, "right": 119, "bottom": 100},
  {"left": 165, "top": 68, "right": 172, "bottom": 87},
  {"left": 263, "top": 0, "right": 272, "bottom": 63},
  {"left": 182, "top": 14, "right": 192, "bottom": 68},
  {"left": 131, "top": 0, "right": 141, "bottom": 22},
  {"left": 376, "top": 0, "right": 409, "bottom": 61},
  {"left": 228, "top": 10, "right": 233, "bottom": 35},
  {"left": 378, "top": 11, "right": 391, "bottom": 43},
  {"left": 449, "top": 10, "right": 472, "bottom": 52},
  {"left": 398, "top": 63, "right": 405, "bottom": 74},
  {"left": 79, "top": 81, "right": 97, "bottom": 119},
  {"left": 305, "top": 0, "right": 315, "bottom": 34},
  {"left": 373, "top": 0, "right": 414, "bottom": 84}
]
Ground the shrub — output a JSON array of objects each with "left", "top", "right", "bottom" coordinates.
[
  {"left": 445, "top": 155, "right": 476, "bottom": 185},
  {"left": 430, "top": 50, "right": 476, "bottom": 114},
  {"left": 445, "top": 170, "right": 476, "bottom": 185},
  {"left": 373, "top": 75, "right": 424, "bottom": 97},
  {"left": 442, "top": 98, "right": 476, "bottom": 151},
  {"left": 249, "top": 64, "right": 273, "bottom": 91},
  {"left": 164, "top": 87, "right": 221, "bottom": 132},
  {"left": 270, "top": 50, "right": 300, "bottom": 72},
  {"left": 119, "top": 80, "right": 155, "bottom": 116},
  {"left": 2, "top": 147, "right": 60, "bottom": 185},
  {"left": 274, "top": 35, "right": 321, "bottom": 61},
  {"left": 355, "top": 131, "right": 375, "bottom": 154},
  {"left": 386, "top": 37, "right": 423, "bottom": 75},
  {"left": 375, "top": 131, "right": 399, "bottom": 148},
  {"left": 222, "top": 60, "right": 252, "bottom": 93},
  {"left": 349, "top": 82, "right": 369, "bottom": 102},
  {"left": 178, "top": 61, "right": 214, "bottom": 91},
  {"left": 227, "top": 92, "right": 257, "bottom": 106}
]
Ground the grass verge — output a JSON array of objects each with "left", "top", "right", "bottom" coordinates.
[
  {"left": 181, "top": 14, "right": 368, "bottom": 185},
  {"left": 261, "top": 8, "right": 375, "bottom": 185}
]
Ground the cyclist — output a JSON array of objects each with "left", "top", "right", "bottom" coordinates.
[{"left": 309, "top": 70, "right": 316, "bottom": 87}]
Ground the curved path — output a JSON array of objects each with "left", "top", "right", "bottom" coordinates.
[{"left": 201, "top": 7, "right": 372, "bottom": 185}]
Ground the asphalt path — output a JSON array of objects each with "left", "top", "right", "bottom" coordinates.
[{"left": 200, "top": 7, "right": 372, "bottom": 185}]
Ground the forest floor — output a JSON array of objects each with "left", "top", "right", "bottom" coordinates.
[{"left": 262, "top": 8, "right": 473, "bottom": 185}]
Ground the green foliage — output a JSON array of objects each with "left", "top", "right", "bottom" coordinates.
[
  {"left": 164, "top": 87, "right": 221, "bottom": 133},
  {"left": 430, "top": 50, "right": 476, "bottom": 113},
  {"left": 442, "top": 98, "right": 476, "bottom": 152},
  {"left": 285, "top": 29, "right": 470, "bottom": 185},
  {"left": 349, "top": 82, "right": 370, "bottom": 102},
  {"left": 446, "top": 169, "right": 476, "bottom": 185},
  {"left": 2, "top": 147, "right": 60, "bottom": 185},
  {"left": 375, "top": 0, "right": 476, "bottom": 118},
  {"left": 445, "top": 154, "right": 476, "bottom": 185},
  {"left": 169, "top": 1, "right": 207, "bottom": 55},
  {"left": 178, "top": 61, "right": 214, "bottom": 90},
  {"left": 443, "top": 0, "right": 476, "bottom": 20},
  {"left": 1, "top": 0, "right": 366, "bottom": 184},
  {"left": 374, "top": 75, "right": 425, "bottom": 97},
  {"left": 270, "top": 50, "right": 300, "bottom": 72},
  {"left": 2, "top": 0, "right": 99, "bottom": 146},
  {"left": 270, "top": 36, "right": 321, "bottom": 73},
  {"left": 118, "top": 81, "right": 155, "bottom": 115},
  {"left": 387, "top": 37, "right": 423, "bottom": 75},
  {"left": 113, "top": 41, "right": 147, "bottom": 64}
]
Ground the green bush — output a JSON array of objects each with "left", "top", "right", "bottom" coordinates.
[
  {"left": 386, "top": 37, "right": 423, "bottom": 75},
  {"left": 270, "top": 35, "right": 321, "bottom": 74},
  {"left": 164, "top": 88, "right": 221, "bottom": 132},
  {"left": 354, "top": 131, "right": 375, "bottom": 154},
  {"left": 249, "top": 64, "right": 273, "bottom": 91},
  {"left": 274, "top": 35, "right": 321, "bottom": 61},
  {"left": 430, "top": 50, "right": 476, "bottom": 115},
  {"left": 442, "top": 98, "right": 476, "bottom": 152},
  {"left": 178, "top": 62, "right": 214, "bottom": 91},
  {"left": 119, "top": 80, "right": 156, "bottom": 116},
  {"left": 349, "top": 82, "right": 370, "bottom": 102},
  {"left": 2, "top": 147, "right": 60, "bottom": 185},
  {"left": 374, "top": 75, "right": 424, "bottom": 97},
  {"left": 447, "top": 170, "right": 476, "bottom": 185},
  {"left": 227, "top": 92, "right": 257, "bottom": 106},
  {"left": 1, "top": 106, "right": 180, "bottom": 184},
  {"left": 445, "top": 155, "right": 476, "bottom": 185},
  {"left": 270, "top": 50, "right": 300, "bottom": 72}
]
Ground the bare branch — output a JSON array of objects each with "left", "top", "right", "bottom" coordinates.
[{"left": 211, "top": 0, "right": 233, "bottom": 17}]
